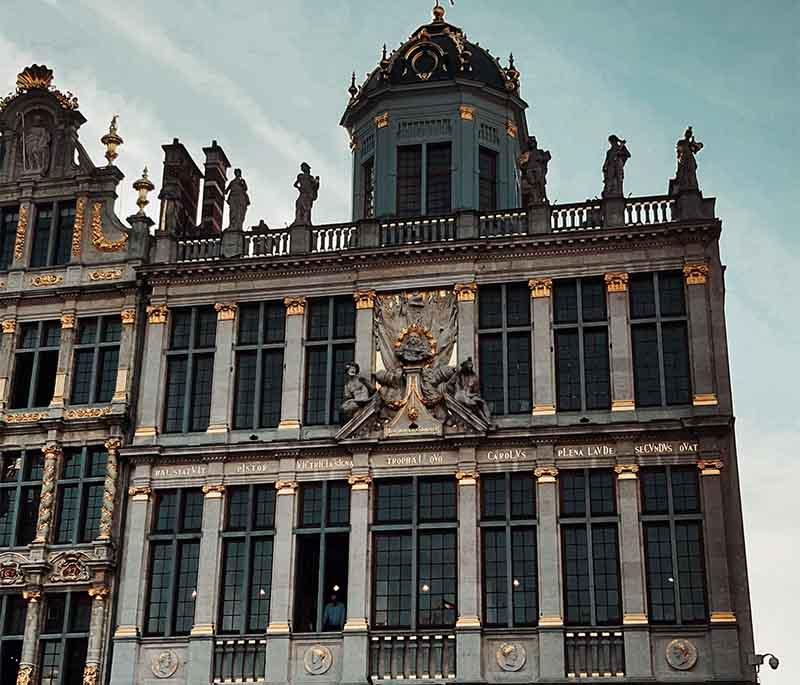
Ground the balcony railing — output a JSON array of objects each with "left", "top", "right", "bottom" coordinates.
[
  {"left": 213, "top": 637, "right": 266, "bottom": 684},
  {"left": 369, "top": 632, "right": 456, "bottom": 681},
  {"left": 565, "top": 630, "right": 625, "bottom": 678},
  {"left": 170, "top": 194, "right": 690, "bottom": 264}
]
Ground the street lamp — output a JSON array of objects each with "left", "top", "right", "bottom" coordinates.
[{"left": 748, "top": 653, "right": 780, "bottom": 682}]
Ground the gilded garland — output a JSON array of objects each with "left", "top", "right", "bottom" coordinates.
[
  {"left": 90, "top": 201, "right": 127, "bottom": 252},
  {"left": 71, "top": 197, "right": 86, "bottom": 257},
  {"left": 13, "top": 205, "right": 28, "bottom": 262}
]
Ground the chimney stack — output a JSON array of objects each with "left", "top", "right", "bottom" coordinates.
[
  {"left": 158, "top": 138, "right": 203, "bottom": 236},
  {"left": 201, "top": 140, "right": 231, "bottom": 234}
]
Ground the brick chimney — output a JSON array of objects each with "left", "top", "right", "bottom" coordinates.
[
  {"left": 200, "top": 140, "right": 230, "bottom": 234},
  {"left": 157, "top": 138, "right": 203, "bottom": 236}
]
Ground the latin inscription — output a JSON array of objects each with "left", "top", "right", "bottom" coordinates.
[
  {"left": 483, "top": 448, "right": 529, "bottom": 462},
  {"left": 232, "top": 462, "right": 275, "bottom": 474},
  {"left": 152, "top": 465, "right": 208, "bottom": 479},
  {"left": 556, "top": 444, "right": 617, "bottom": 458},
  {"left": 374, "top": 452, "right": 457, "bottom": 468},
  {"left": 297, "top": 457, "right": 354, "bottom": 471},
  {"left": 635, "top": 441, "right": 699, "bottom": 456}
]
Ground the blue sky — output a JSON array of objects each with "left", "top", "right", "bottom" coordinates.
[{"left": 2, "top": 0, "right": 797, "bottom": 680}]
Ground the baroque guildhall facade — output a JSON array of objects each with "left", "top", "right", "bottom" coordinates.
[{"left": 0, "top": 5, "right": 755, "bottom": 685}]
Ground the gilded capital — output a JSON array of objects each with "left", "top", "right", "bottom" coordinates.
[
  {"left": 42, "top": 442, "right": 63, "bottom": 460},
  {"left": 284, "top": 297, "right": 306, "bottom": 316},
  {"left": 454, "top": 282, "right": 478, "bottom": 302},
  {"left": 348, "top": 474, "right": 372, "bottom": 490},
  {"left": 88, "top": 585, "right": 110, "bottom": 601},
  {"left": 534, "top": 466, "right": 559, "bottom": 483},
  {"left": 275, "top": 480, "right": 298, "bottom": 494},
  {"left": 683, "top": 262, "right": 710, "bottom": 285},
  {"left": 455, "top": 469, "right": 479, "bottom": 485},
  {"left": 104, "top": 437, "right": 123, "bottom": 454},
  {"left": 215, "top": 302, "right": 238, "bottom": 321},
  {"left": 22, "top": 589, "right": 42, "bottom": 603},
  {"left": 128, "top": 485, "right": 152, "bottom": 500},
  {"left": 146, "top": 304, "right": 168, "bottom": 324},
  {"left": 202, "top": 483, "right": 226, "bottom": 498},
  {"left": 528, "top": 278, "right": 553, "bottom": 298},
  {"left": 697, "top": 458, "right": 723, "bottom": 475},
  {"left": 604, "top": 272, "right": 629, "bottom": 293},
  {"left": 121, "top": 308, "right": 136, "bottom": 325},
  {"left": 353, "top": 290, "right": 376, "bottom": 310},
  {"left": 374, "top": 112, "right": 390, "bottom": 129},
  {"left": 459, "top": 105, "right": 475, "bottom": 121},
  {"left": 2, "top": 319, "right": 16, "bottom": 334},
  {"left": 505, "top": 119, "right": 518, "bottom": 138},
  {"left": 614, "top": 463, "right": 639, "bottom": 480}
]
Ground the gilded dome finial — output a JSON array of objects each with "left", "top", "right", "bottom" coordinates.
[
  {"left": 133, "top": 166, "right": 155, "bottom": 216},
  {"left": 348, "top": 72, "right": 358, "bottom": 99},
  {"left": 100, "top": 114, "right": 123, "bottom": 166}
]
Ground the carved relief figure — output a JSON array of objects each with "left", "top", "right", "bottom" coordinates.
[
  {"left": 225, "top": 168, "right": 250, "bottom": 231},
  {"left": 20, "top": 112, "right": 51, "bottom": 174},
  {"left": 448, "top": 357, "right": 491, "bottom": 424},
  {"left": 672, "top": 126, "right": 704, "bottom": 194},
  {"left": 341, "top": 363, "right": 376, "bottom": 418},
  {"left": 519, "top": 136, "right": 551, "bottom": 206},
  {"left": 601, "top": 134, "right": 630, "bottom": 198},
  {"left": 292, "top": 162, "right": 320, "bottom": 226}
]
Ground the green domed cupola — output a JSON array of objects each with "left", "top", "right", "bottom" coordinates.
[{"left": 341, "top": 3, "right": 529, "bottom": 220}]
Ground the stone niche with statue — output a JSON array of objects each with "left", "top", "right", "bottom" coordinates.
[{"left": 337, "top": 289, "right": 491, "bottom": 441}]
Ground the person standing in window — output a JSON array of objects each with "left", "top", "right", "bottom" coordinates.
[{"left": 322, "top": 593, "right": 346, "bottom": 630}]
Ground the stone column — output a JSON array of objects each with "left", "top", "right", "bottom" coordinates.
[
  {"left": 50, "top": 311, "right": 76, "bottom": 408},
  {"left": 207, "top": 303, "right": 238, "bottom": 434},
  {"left": 96, "top": 438, "right": 121, "bottom": 542},
  {"left": 342, "top": 473, "right": 371, "bottom": 685},
  {"left": 112, "top": 305, "right": 137, "bottom": 404},
  {"left": 456, "top": 105, "right": 476, "bottom": 210},
  {"left": 0, "top": 317, "right": 17, "bottom": 409},
  {"left": 529, "top": 279, "right": 556, "bottom": 417},
  {"left": 33, "top": 442, "right": 62, "bottom": 544},
  {"left": 454, "top": 282, "right": 477, "bottom": 364},
  {"left": 535, "top": 464, "right": 564, "bottom": 679},
  {"left": 684, "top": 263, "right": 717, "bottom": 406},
  {"left": 110, "top": 476, "right": 152, "bottom": 684},
  {"left": 353, "top": 291, "right": 376, "bottom": 376},
  {"left": 187, "top": 482, "right": 226, "bottom": 683},
  {"left": 278, "top": 298, "right": 306, "bottom": 436},
  {"left": 373, "top": 111, "right": 392, "bottom": 217},
  {"left": 16, "top": 588, "right": 43, "bottom": 685},
  {"left": 83, "top": 584, "right": 111, "bottom": 685},
  {"left": 454, "top": 468, "right": 481, "bottom": 682},
  {"left": 265, "top": 480, "right": 298, "bottom": 685},
  {"left": 134, "top": 304, "right": 169, "bottom": 440},
  {"left": 614, "top": 464, "right": 652, "bottom": 678},
  {"left": 605, "top": 273, "right": 636, "bottom": 412}
]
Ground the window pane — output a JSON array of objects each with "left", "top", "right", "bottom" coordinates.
[
  {"left": 299, "top": 483, "right": 323, "bottom": 527},
  {"left": 170, "top": 310, "right": 192, "bottom": 349},
  {"left": 331, "top": 344, "right": 355, "bottom": 425},
  {"left": 96, "top": 347, "right": 119, "bottom": 403},
  {"left": 417, "top": 531, "right": 456, "bottom": 627},
  {"left": 53, "top": 201, "right": 75, "bottom": 265},
  {"left": 662, "top": 322, "right": 690, "bottom": 405},
  {"left": 219, "top": 540, "right": 245, "bottom": 633},
  {"left": 264, "top": 301, "right": 286, "bottom": 343},
  {"left": 507, "top": 332, "right": 532, "bottom": 414},
  {"left": 249, "top": 538, "right": 274, "bottom": 632},
  {"left": 675, "top": 522, "right": 707, "bottom": 622},
  {"left": 478, "top": 285, "right": 502, "bottom": 330},
  {"left": 190, "top": 354, "right": 214, "bottom": 432},
  {"left": 481, "top": 475, "right": 505, "bottom": 520},
  {"left": 164, "top": 357, "right": 188, "bottom": 433},
  {"left": 644, "top": 522, "right": 676, "bottom": 623},
  {"left": 153, "top": 491, "right": 177, "bottom": 533},
  {"left": 0, "top": 490, "right": 17, "bottom": 546},
  {"left": 554, "top": 281, "right": 578, "bottom": 324},
  {"left": 640, "top": 469, "right": 669, "bottom": 514},
  {"left": 174, "top": 541, "right": 200, "bottom": 634},
  {"left": 304, "top": 347, "right": 328, "bottom": 425},
  {"left": 589, "top": 471, "right": 616, "bottom": 516},
  {"left": 397, "top": 145, "right": 422, "bottom": 217},
  {"left": 42, "top": 322, "right": 60, "bottom": 347},
  {"left": 196, "top": 308, "right": 218, "bottom": 348},
  {"left": 238, "top": 304, "right": 261, "bottom": 345},
  {"left": 592, "top": 524, "right": 621, "bottom": 625},
  {"left": 478, "top": 334, "right": 504, "bottom": 416},
  {"left": 333, "top": 297, "right": 355, "bottom": 339},
  {"left": 70, "top": 593, "right": 92, "bottom": 632},
  {"left": 363, "top": 157, "right": 376, "bottom": 218},
  {"left": 581, "top": 279, "right": 607, "bottom": 322},
  {"left": 419, "top": 478, "right": 456, "bottom": 522},
  {"left": 583, "top": 329, "right": 610, "bottom": 409},
  {"left": 307, "top": 300, "right": 330, "bottom": 341},
  {"left": 327, "top": 482, "right": 350, "bottom": 526},
  {"left": 373, "top": 533, "right": 412, "bottom": 628},
  {"left": 182, "top": 491, "right": 204, "bottom": 532},
  {"left": 3, "top": 595, "right": 26, "bottom": 635},
  {"left": 482, "top": 529, "right": 507, "bottom": 627},
  {"left": 555, "top": 330, "right": 581, "bottom": 411},
  {"left": 512, "top": 527, "right": 538, "bottom": 626},
  {"left": 30, "top": 206, "right": 52, "bottom": 267},
  {"left": 632, "top": 324, "right": 661, "bottom": 407},
  {"left": 9, "top": 352, "right": 34, "bottom": 409},
  {"left": 560, "top": 471, "right": 586, "bottom": 517},
  {"left": 146, "top": 542, "right": 173, "bottom": 635},
  {"left": 0, "top": 207, "right": 19, "bottom": 270},
  {"left": 33, "top": 350, "right": 59, "bottom": 407},
  {"left": 70, "top": 349, "right": 94, "bottom": 404},
  {"left": 510, "top": 474, "right": 535, "bottom": 519},
  {"left": 101, "top": 317, "right": 122, "bottom": 343},
  {"left": 55, "top": 484, "right": 79, "bottom": 543},
  {"left": 226, "top": 487, "right": 249, "bottom": 531},
  {"left": 253, "top": 486, "right": 276, "bottom": 530},
  {"left": 426, "top": 142, "right": 452, "bottom": 215},
  {"left": 478, "top": 147, "right": 498, "bottom": 211},
  {"left": 671, "top": 467, "right": 700, "bottom": 514},
  {"left": 293, "top": 533, "right": 320, "bottom": 632},
  {"left": 87, "top": 449, "right": 106, "bottom": 478},
  {"left": 233, "top": 351, "right": 257, "bottom": 430},
  {"left": 630, "top": 274, "right": 656, "bottom": 319},
  {"left": 17, "top": 486, "right": 40, "bottom": 545},
  {"left": 374, "top": 480, "right": 412, "bottom": 524},
  {"left": 81, "top": 483, "right": 104, "bottom": 542},
  {"left": 260, "top": 349, "right": 283, "bottom": 428},
  {"left": 562, "top": 526, "right": 591, "bottom": 625},
  {"left": 659, "top": 271, "right": 686, "bottom": 317},
  {"left": 506, "top": 283, "right": 530, "bottom": 327},
  {"left": 78, "top": 318, "right": 99, "bottom": 345}
]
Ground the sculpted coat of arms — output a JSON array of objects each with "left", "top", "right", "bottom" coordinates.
[{"left": 337, "top": 289, "right": 490, "bottom": 440}]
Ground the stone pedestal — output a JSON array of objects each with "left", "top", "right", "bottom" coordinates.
[
  {"left": 603, "top": 197, "right": 625, "bottom": 228},
  {"left": 221, "top": 227, "right": 244, "bottom": 258},
  {"left": 527, "top": 204, "right": 551, "bottom": 234},
  {"left": 289, "top": 224, "right": 312, "bottom": 254}
]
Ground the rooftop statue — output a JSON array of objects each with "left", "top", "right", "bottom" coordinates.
[
  {"left": 671, "top": 126, "right": 704, "bottom": 194},
  {"left": 20, "top": 111, "right": 51, "bottom": 174},
  {"left": 225, "top": 168, "right": 250, "bottom": 231},
  {"left": 519, "top": 136, "right": 551, "bottom": 206},
  {"left": 601, "top": 134, "right": 630, "bottom": 199},
  {"left": 292, "top": 162, "right": 320, "bottom": 227}
]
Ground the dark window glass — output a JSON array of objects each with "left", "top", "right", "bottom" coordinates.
[
  {"left": 632, "top": 325, "right": 660, "bottom": 407},
  {"left": 374, "top": 480, "right": 412, "bottom": 524},
  {"left": 426, "top": 142, "right": 451, "bottom": 215},
  {"left": 418, "top": 531, "right": 457, "bottom": 626},
  {"left": 418, "top": 478, "right": 456, "bottom": 522},
  {"left": 659, "top": 271, "right": 686, "bottom": 317},
  {"left": 39, "top": 593, "right": 89, "bottom": 685},
  {"left": 70, "top": 316, "right": 121, "bottom": 405},
  {"left": 479, "top": 147, "right": 498, "bottom": 211},
  {"left": 163, "top": 307, "right": 216, "bottom": 433},
  {"left": 671, "top": 467, "right": 699, "bottom": 514},
  {"left": 555, "top": 330, "right": 581, "bottom": 411},
  {"left": 0, "top": 206, "right": 19, "bottom": 270},
  {"left": 478, "top": 284, "right": 532, "bottom": 416},
  {"left": 54, "top": 447, "right": 107, "bottom": 544},
  {"left": 373, "top": 533, "right": 412, "bottom": 628},
  {"left": 397, "top": 145, "right": 422, "bottom": 217},
  {"left": 662, "top": 323, "right": 691, "bottom": 405},
  {"left": 10, "top": 320, "right": 60, "bottom": 409},
  {"left": 53, "top": 202, "right": 75, "bottom": 266},
  {"left": 0, "top": 451, "right": 42, "bottom": 548},
  {"left": 304, "top": 297, "right": 356, "bottom": 426},
  {"left": 363, "top": 158, "right": 375, "bottom": 218},
  {"left": 30, "top": 205, "right": 53, "bottom": 267}
]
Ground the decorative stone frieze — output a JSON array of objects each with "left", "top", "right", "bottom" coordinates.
[{"left": 48, "top": 551, "right": 91, "bottom": 583}]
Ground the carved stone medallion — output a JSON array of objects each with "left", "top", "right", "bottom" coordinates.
[
  {"left": 0, "top": 554, "right": 24, "bottom": 586},
  {"left": 665, "top": 638, "right": 698, "bottom": 671},
  {"left": 496, "top": 642, "right": 526, "bottom": 672},
  {"left": 304, "top": 645, "right": 333, "bottom": 675},
  {"left": 151, "top": 650, "right": 180, "bottom": 679},
  {"left": 48, "top": 551, "right": 91, "bottom": 583}
]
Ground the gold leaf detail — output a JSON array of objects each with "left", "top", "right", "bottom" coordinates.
[{"left": 90, "top": 201, "right": 127, "bottom": 252}]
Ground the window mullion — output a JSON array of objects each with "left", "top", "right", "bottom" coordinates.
[
  {"left": 89, "top": 342, "right": 101, "bottom": 405},
  {"left": 253, "top": 346, "right": 264, "bottom": 430},
  {"left": 411, "top": 478, "right": 419, "bottom": 631},
  {"left": 241, "top": 531, "right": 254, "bottom": 634},
  {"left": 47, "top": 201, "right": 57, "bottom": 266}
]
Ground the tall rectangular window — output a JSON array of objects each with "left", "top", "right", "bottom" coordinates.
[
  {"left": 479, "top": 147, "right": 498, "bottom": 211},
  {"left": 70, "top": 316, "right": 121, "bottom": 405},
  {"left": 9, "top": 320, "right": 61, "bottom": 409},
  {"left": 397, "top": 145, "right": 422, "bottom": 217},
  {"left": 293, "top": 481, "right": 350, "bottom": 632},
  {"left": 39, "top": 592, "right": 90, "bottom": 685},
  {"left": 363, "top": 158, "right": 375, "bottom": 219},
  {"left": 0, "top": 205, "right": 19, "bottom": 270},
  {"left": 0, "top": 451, "right": 42, "bottom": 548},
  {"left": 54, "top": 447, "right": 107, "bottom": 545},
  {"left": 630, "top": 272, "right": 691, "bottom": 407},
  {"left": 480, "top": 473, "right": 537, "bottom": 627},
  {"left": 304, "top": 296, "right": 355, "bottom": 426},
  {"left": 0, "top": 594, "right": 26, "bottom": 684},
  {"left": 29, "top": 200, "right": 75, "bottom": 268},
  {"left": 145, "top": 489, "right": 203, "bottom": 637},
  {"left": 163, "top": 307, "right": 216, "bottom": 433},
  {"left": 641, "top": 466, "right": 707, "bottom": 624},
  {"left": 372, "top": 477, "right": 457, "bottom": 630},
  {"left": 560, "top": 469, "right": 621, "bottom": 626},
  {"left": 478, "top": 283, "right": 532, "bottom": 415},
  {"left": 218, "top": 484, "right": 276, "bottom": 635},
  {"left": 553, "top": 279, "right": 610, "bottom": 412},
  {"left": 426, "top": 142, "right": 452, "bottom": 215},
  {"left": 234, "top": 302, "right": 285, "bottom": 430}
]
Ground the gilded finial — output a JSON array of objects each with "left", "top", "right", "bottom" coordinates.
[
  {"left": 133, "top": 166, "right": 155, "bottom": 216},
  {"left": 348, "top": 72, "right": 358, "bottom": 98},
  {"left": 432, "top": 0, "right": 446, "bottom": 22},
  {"left": 100, "top": 115, "right": 123, "bottom": 166}
]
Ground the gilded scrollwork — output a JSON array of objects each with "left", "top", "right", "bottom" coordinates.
[
  {"left": 71, "top": 197, "right": 86, "bottom": 257},
  {"left": 97, "top": 439, "right": 121, "bottom": 540},
  {"left": 48, "top": 551, "right": 91, "bottom": 583},
  {"left": 90, "top": 201, "right": 128, "bottom": 252},
  {"left": 64, "top": 406, "right": 112, "bottom": 420},
  {"left": 30, "top": 274, "right": 63, "bottom": 287},
  {"left": 88, "top": 269, "right": 123, "bottom": 281},
  {"left": 13, "top": 204, "right": 28, "bottom": 262},
  {"left": 15, "top": 664, "right": 34, "bottom": 685}
]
